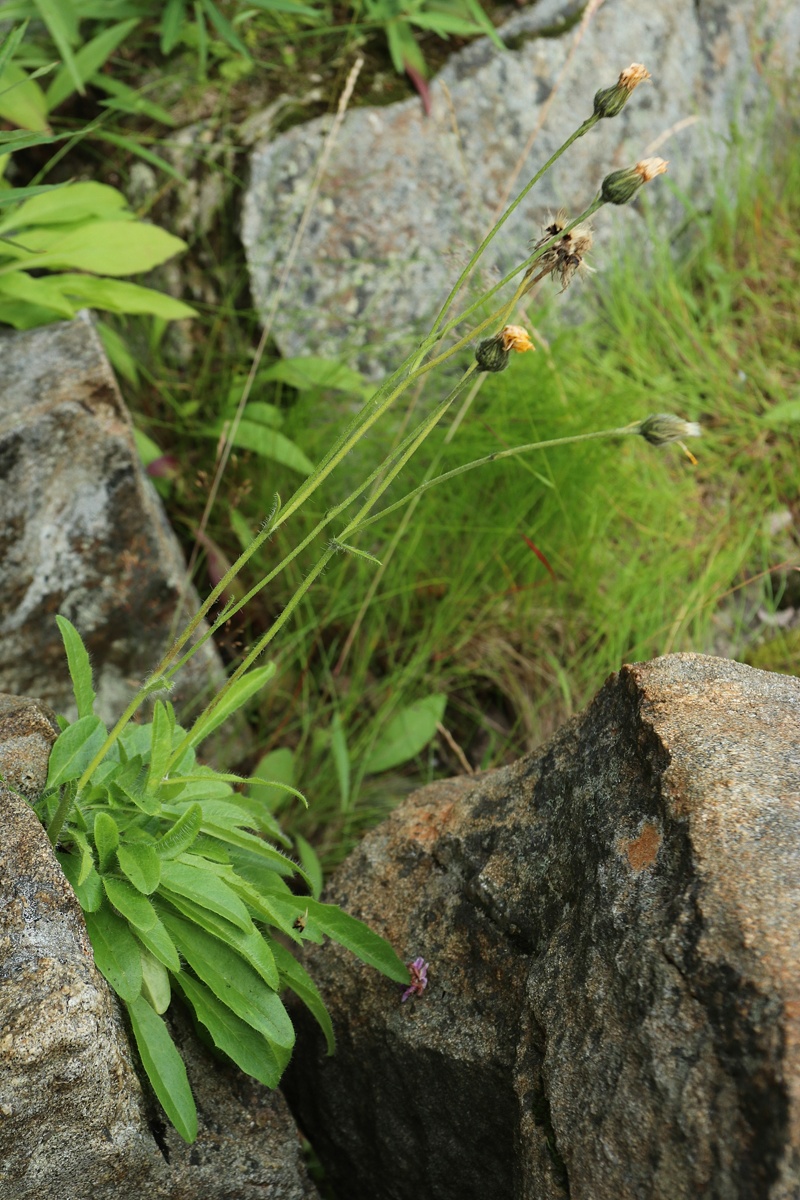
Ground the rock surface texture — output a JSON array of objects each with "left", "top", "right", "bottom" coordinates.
[
  {"left": 0, "top": 693, "right": 318, "bottom": 1200},
  {"left": 242, "top": 0, "right": 800, "bottom": 375},
  {"left": 0, "top": 314, "right": 222, "bottom": 725},
  {"left": 284, "top": 654, "right": 800, "bottom": 1200}
]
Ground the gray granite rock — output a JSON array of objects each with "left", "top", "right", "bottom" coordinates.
[
  {"left": 0, "top": 693, "right": 319, "bottom": 1200},
  {"left": 0, "top": 314, "right": 223, "bottom": 727},
  {"left": 283, "top": 653, "right": 800, "bottom": 1199},
  {"left": 242, "top": 0, "right": 800, "bottom": 376}
]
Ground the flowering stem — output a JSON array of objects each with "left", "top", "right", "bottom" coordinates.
[
  {"left": 347, "top": 422, "right": 642, "bottom": 536},
  {"left": 427, "top": 115, "right": 599, "bottom": 338},
  {"left": 166, "top": 369, "right": 478, "bottom": 768}
]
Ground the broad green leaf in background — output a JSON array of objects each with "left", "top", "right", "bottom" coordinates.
[
  {"left": 246, "top": 747, "right": 296, "bottom": 811},
  {"left": 762, "top": 399, "right": 800, "bottom": 427},
  {"left": 261, "top": 355, "right": 370, "bottom": 397},
  {"left": 0, "top": 273, "right": 77, "bottom": 326},
  {"left": 0, "top": 62, "right": 49, "bottom": 131},
  {"left": 46, "top": 714, "right": 107, "bottom": 788},
  {"left": 363, "top": 693, "right": 447, "bottom": 775},
  {"left": 0, "top": 181, "right": 131, "bottom": 235},
  {"left": 0, "top": 220, "right": 188, "bottom": 276},
  {"left": 55, "top": 615, "right": 96, "bottom": 718},
  {"left": 208, "top": 418, "right": 314, "bottom": 476},
  {"left": 160, "top": 0, "right": 187, "bottom": 55},
  {"left": 127, "top": 994, "right": 197, "bottom": 1143},
  {"left": 176, "top": 972, "right": 290, "bottom": 1087},
  {"left": 84, "top": 902, "right": 143, "bottom": 1001},
  {"left": 330, "top": 712, "right": 351, "bottom": 811},
  {"left": 32, "top": 0, "right": 84, "bottom": 97},
  {"left": 50, "top": 274, "right": 197, "bottom": 319}
]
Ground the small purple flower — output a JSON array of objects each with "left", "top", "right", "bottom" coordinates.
[{"left": 401, "top": 957, "right": 429, "bottom": 1003}]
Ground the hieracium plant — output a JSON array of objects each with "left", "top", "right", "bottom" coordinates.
[{"left": 30, "top": 62, "right": 699, "bottom": 1143}]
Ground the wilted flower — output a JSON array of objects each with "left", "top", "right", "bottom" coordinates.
[
  {"left": 593, "top": 63, "right": 651, "bottom": 119},
  {"left": 500, "top": 325, "right": 535, "bottom": 353},
  {"left": 527, "top": 211, "right": 594, "bottom": 293},
  {"left": 476, "top": 325, "right": 535, "bottom": 372},
  {"left": 601, "top": 157, "right": 669, "bottom": 205},
  {"left": 637, "top": 413, "right": 701, "bottom": 462},
  {"left": 401, "top": 957, "right": 429, "bottom": 1002}
]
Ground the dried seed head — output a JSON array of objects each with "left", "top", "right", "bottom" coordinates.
[
  {"left": 601, "top": 158, "right": 669, "bottom": 205},
  {"left": 593, "top": 62, "right": 651, "bottom": 119},
  {"left": 529, "top": 213, "right": 594, "bottom": 292},
  {"left": 619, "top": 63, "right": 651, "bottom": 91},
  {"left": 476, "top": 325, "right": 535, "bottom": 371},
  {"left": 637, "top": 414, "right": 701, "bottom": 461}
]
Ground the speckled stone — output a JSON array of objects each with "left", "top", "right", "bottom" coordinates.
[
  {"left": 0, "top": 314, "right": 223, "bottom": 726},
  {"left": 284, "top": 654, "right": 800, "bottom": 1199},
  {"left": 242, "top": 0, "right": 800, "bottom": 377}
]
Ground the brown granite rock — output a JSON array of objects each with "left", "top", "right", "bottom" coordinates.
[
  {"left": 0, "top": 693, "right": 319, "bottom": 1200},
  {"left": 284, "top": 654, "right": 800, "bottom": 1199}
]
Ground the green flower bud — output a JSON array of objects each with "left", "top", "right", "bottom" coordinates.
[
  {"left": 601, "top": 157, "right": 668, "bottom": 205},
  {"left": 593, "top": 64, "right": 651, "bottom": 119},
  {"left": 637, "top": 414, "right": 702, "bottom": 446},
  {"left": 475, "top": 338, "right": 510, "bottom": 373}
]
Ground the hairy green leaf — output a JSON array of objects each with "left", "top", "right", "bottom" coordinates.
[
  {"left": 294, "top": 834, "right": 323, "bottom": 901},
  {"left": 133, "top": 916, "right": 181, "bottom": 973},
  {"left": 161, "top": 913, "right": 294, "bottom": 1049},
  {"left": 176, "top": 973, "right": 289, "bottom": 1087},
  {"left": 46, "top": 715, "right": 107, "bottom": 789},
  {"left": 160, "top": 858, "right": 252, "bottom": 931},
  {"left": 271, "top": 941, "right": 335, "bottom": 1055},
  {"left": 93, "top": 810, "right": 120, "bottom": 872},
  {"left": 160, "top": 892, "right": 278, "bottom": 989},
  {"left": 55, "top": 615, "right": 96, "bottom": 718},
  {"left": 146, "top": 701, "right": 174, "bottom": 792},
  {"left": 103, "top": 876, "right": 157, "bottom": 932},
  {"left": 140, "top": 947, "right": 171, "bottom": 1014},
  {"left": 57, "top": 851, "right": 103, "bottom": 912},
  {"left": 84, "top": 902, "right": 142, "bottom": 1002},
  {"left": 307, "top": 898, "right": 410, "bottom": 982},
  {"left": 126, "top": 995, "right": 197, "bottom": 1143},
  {"left": 180, "top": 663, "right": 277, "bottom": 754},
  {"left": 117, "top": 841, "right": 161, "bottom": 893},
  {"left": 155, "top": 802, "right": 202, "bottom": 859}
]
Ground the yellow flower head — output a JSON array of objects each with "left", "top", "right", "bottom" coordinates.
[{"left": 500, "top": 325, "right": 534, "bottom": 354}]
